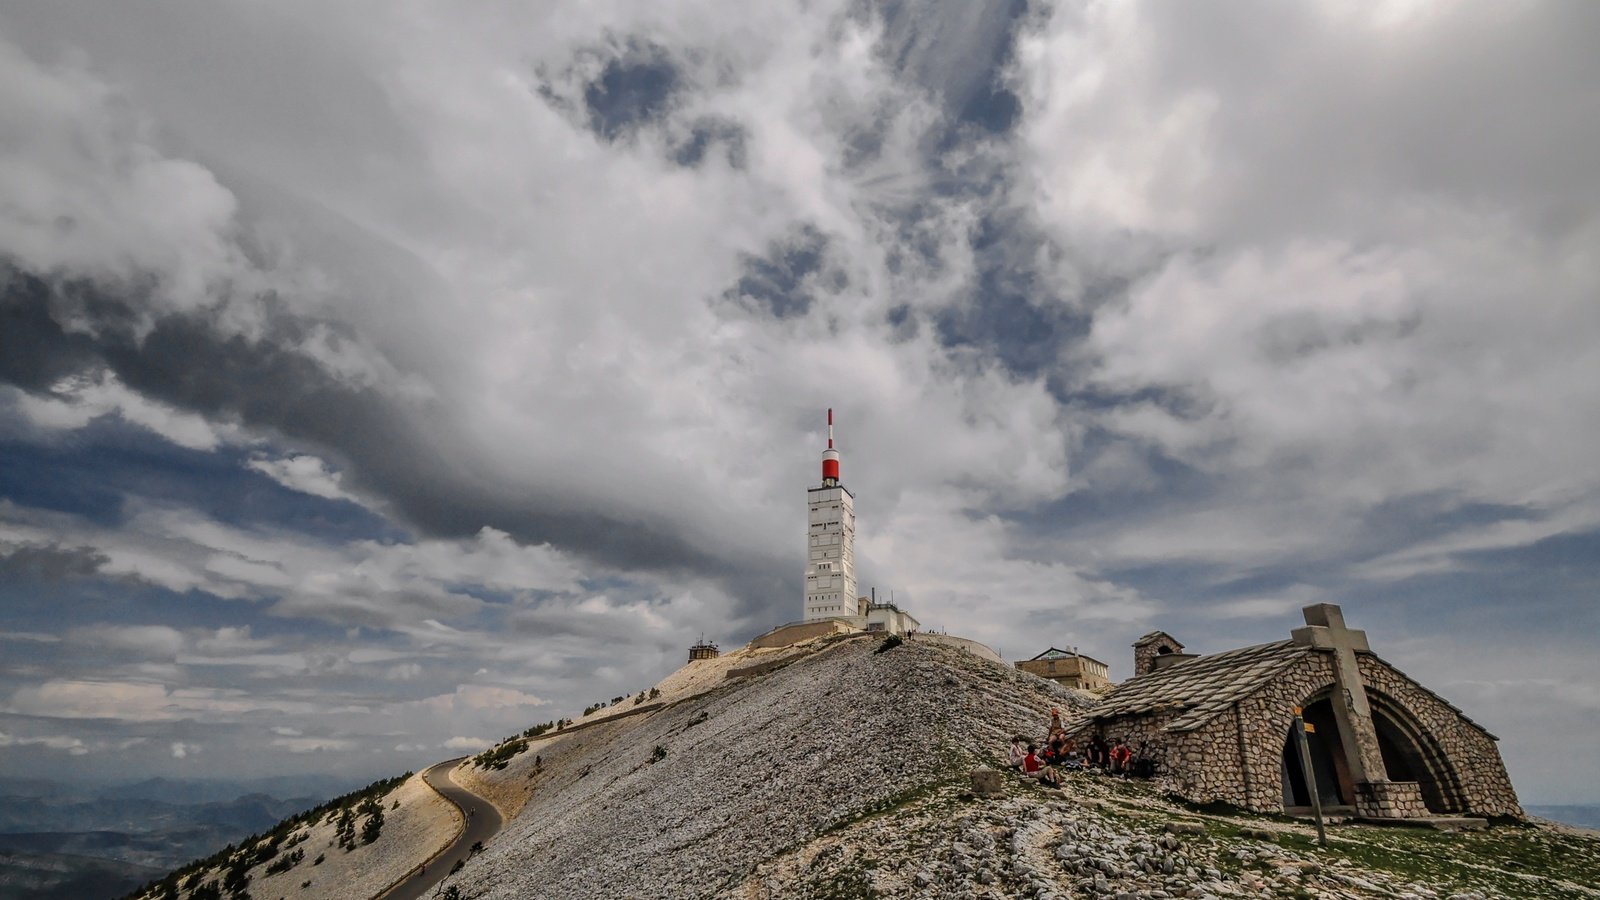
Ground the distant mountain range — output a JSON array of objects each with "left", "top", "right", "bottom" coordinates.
[
  {"left": 1526, "top": 805, "right": 1600, "bottom": 830},
  {"left": 0, "top": 774, "right": 358, "bottom": 900}
]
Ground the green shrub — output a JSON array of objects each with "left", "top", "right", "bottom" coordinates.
[{"left": 472, "top": 738, "right": 530, "bottom": 770}]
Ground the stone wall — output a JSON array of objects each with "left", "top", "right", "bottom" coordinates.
[
  {"left": 1132, "top": 633, "right": 1185, "bottom": 678},
  {"left": 1355, "top": 781, "right": 1428, "bottom": 818},
  {"left": 1077, "top": 650, "right": 1522, "bottom": 819},
  {"left": 748, "top": 619, "right": 853, "bottom": 650},
  {"left": 1070, "top": 711, "right": 1254, "bottom": 808},
  {"left": 1355, "top": 656, "right": 1522, "bottom": 818},
  {"left": 1232, "top": 652, "right": 1340, "bottom": 813}
]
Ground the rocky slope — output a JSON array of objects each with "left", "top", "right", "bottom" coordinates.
[
  {"left": 127, "top": 771, "right": 457, "bottom": 900},
  {"left": 135, "top": 632, "right": 1600, "bottom": 899}
]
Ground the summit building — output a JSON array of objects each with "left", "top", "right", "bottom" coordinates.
[{"left": 794, "top": 409, "right": 920, "bottom": 638}]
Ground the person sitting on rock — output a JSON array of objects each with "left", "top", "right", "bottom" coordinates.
[
  {"left": 1020, "top": 745, "right": 1064, "bottom": 787},
  {"left": 1088, "top": 735, "right": 1109, "bottom": 770},
  {"left": 1063, "top": 741, "right": 1084, "bottom": 770},
  {"left": 1109, "top": 740, "right": 1134, "bottom": 776},
  {"left": 1021, "top": 744, "right": 1044, "bottom": 776},
  {"left": 1007, "top": 736, "right": 1028, "bottom": 769},
  {"left": 1130, "top": 742, "right": 1153, "bottom": 778}
]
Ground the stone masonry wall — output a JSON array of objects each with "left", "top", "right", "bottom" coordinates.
[
  {"left": 1072, "top": 712, "right": 1253, "bottom": 809},
  {"left": 1132, "top": 634, "right": 1184, "bottom": 678},
  {"left": 1232, "top": 652, "right": 1340, "bottom": 813},
  {"left": 1355, "top": 781, "right": 1428, "bottom": 818},
  {"left": 1355, "top": 656, "right": 1523, "bottom": 818},
  {"left": 1068, "top": 650, "right": 1521, "bottom": 819}
]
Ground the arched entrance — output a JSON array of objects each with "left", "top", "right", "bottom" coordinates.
[
  {"left": 1281, "top": 697, "right": 1351, "bottom": 810},
  {"left": 1280, "top": 690, "right": 1465, "bottom": 815},
  {"left": 1369, "top": 691, "right": 1466, "bottom": 814}
]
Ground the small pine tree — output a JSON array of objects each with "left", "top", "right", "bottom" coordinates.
[
  {"left": 361, "top": 806, "right": 385, "bottom": 844},
  {"left": 222, "top": 859, "right": 251, "bottom": 898},
  {"left": 335, "top": 807, "right": 356, "bottom": 850}
]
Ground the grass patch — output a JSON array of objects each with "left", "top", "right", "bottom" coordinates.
[
  {"left": 821, "top": 780, "right": 955, "bottom": 837},
  {"left": 1316, "top": 824, "right": 1600, "bottom": 899}
]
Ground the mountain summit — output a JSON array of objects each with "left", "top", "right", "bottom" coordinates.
[{"left": 134, "top": 635, "right": 1598, "bottom": 899}]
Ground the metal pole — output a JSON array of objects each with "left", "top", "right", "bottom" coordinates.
[{"left": 1292, "top": 706, "right": 1327, "bottom": 847}]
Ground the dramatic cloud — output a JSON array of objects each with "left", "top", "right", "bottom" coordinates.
[{"left": 0, "top": 1, "right": 1595, "bottom": 802}]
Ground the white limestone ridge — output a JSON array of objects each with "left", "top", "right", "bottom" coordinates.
[{"left": 137, "top": 634, "right": 1599, "bottom": 900}]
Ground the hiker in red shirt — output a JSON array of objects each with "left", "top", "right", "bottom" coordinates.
[
  {"left": 1022, "top": 744, "right": 1043, "bottom": 775},
  {"left": 1109, "top": 739, "right": 1134, "bottom": 775}
]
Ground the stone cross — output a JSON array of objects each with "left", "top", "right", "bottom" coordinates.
[{"left": 1290, "top": 604, "right": 1389, "bottom": 785}]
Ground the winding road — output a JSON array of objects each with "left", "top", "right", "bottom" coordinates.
[{"left": 377, "top": 758, "right": 503, "bottom": 900}]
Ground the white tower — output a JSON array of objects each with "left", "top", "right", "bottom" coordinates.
[{"left": 804, "top": 408, "right": 858, "bottom": 621}]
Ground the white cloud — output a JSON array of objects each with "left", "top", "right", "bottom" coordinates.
[
  {"left": 69, "top": 624, "right": 185, "bottom": 659},
  {"left": 5, "top": 502, "right": 586, "bottom": 630},
  {"left": 245, "top": 454, "right": 354, "bottom": 502},
  {"left": 0, "top": 631, "right": 62, "bottom": 644},
  {"left": 8, "top": 680, "right": 173, "bottom": 721},
  {"left": 0, "top": 37, "right": 250, "bottom": 316},
  {"left": 384, "top": 663, "right": 422, "bottom": 681},
  {"left": 8, "top": 372, "right": 236, "bottom": 451},
  {"left": 0, "top": 730, "right": 89, "bottom": 755},
  {"left": 4, "top": 678, "right": 329, "bottom": 723},
  {"left": 441, "top": 736, "right": 489, "bottom": 752},
  {"left": 271, "top": 736, "right": 355, "bottom": 753}
]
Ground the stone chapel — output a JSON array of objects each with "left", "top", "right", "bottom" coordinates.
[{"left": 1074, "top": 604, "right": 1522, "bottom": 821}]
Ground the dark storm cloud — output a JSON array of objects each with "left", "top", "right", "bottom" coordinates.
[
  {"left": 0, "top": 544, "right": 107, "bottom": 581},
  {"left": 0, "top": 267, "right": 785, "bottom": 615},
  {"left": 0, "top": 272, "right": 103, "bottom": 391},
  {"left": 0, "top": 422, "right": 396, "bottom": 543}
]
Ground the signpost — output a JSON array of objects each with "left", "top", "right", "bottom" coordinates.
[{"left": 1292, "top": 706, "right": 1328, "bottom": 847}]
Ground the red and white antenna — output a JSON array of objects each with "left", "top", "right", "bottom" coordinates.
[{"left": 821, "top": 408, "right": 840, "bottom": 484}]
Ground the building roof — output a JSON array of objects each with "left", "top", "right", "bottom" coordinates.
[
  {"left": 1091, "top": 640, "right": 1311, "bottom": 732},
  {"left": 1132, "top": 630, "right": 1184, "bottom": 648},
  {"left": 1091, "top": 639, "right": 1498, "bottom": 739},
  {"left": 1027, "top": 647, "right": 1108, "bottom": 667}
]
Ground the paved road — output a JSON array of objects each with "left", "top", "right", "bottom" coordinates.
[{"left": 378, "top": 758, "right": 503, "bottom": 900}]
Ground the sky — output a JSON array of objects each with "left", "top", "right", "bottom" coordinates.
[{"left": 0, "top": 1, "right": 1596, "bottom": 805}]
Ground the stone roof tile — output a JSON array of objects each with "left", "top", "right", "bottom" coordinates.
[{"left": 1091, "top": 640, "right": 1312, "bottom": 732}]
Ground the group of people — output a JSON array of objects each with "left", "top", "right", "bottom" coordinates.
[{"left": 1005, "top": 707, "right": 1147, "bottom": 787}]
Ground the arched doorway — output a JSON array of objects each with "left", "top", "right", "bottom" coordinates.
[
  {"left": 1369, "top": 692, "right": 1466, "bottom": 814},
  {"left": 1281, "top": 696, "right": 1351, "bottom": 810},
  {"left": 1281, "top": 690, "right": 1465, "bottom": 815}
]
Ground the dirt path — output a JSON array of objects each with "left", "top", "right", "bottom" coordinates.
[{"left": 377, "top": 758, "right": 503, "bottom": 900}]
